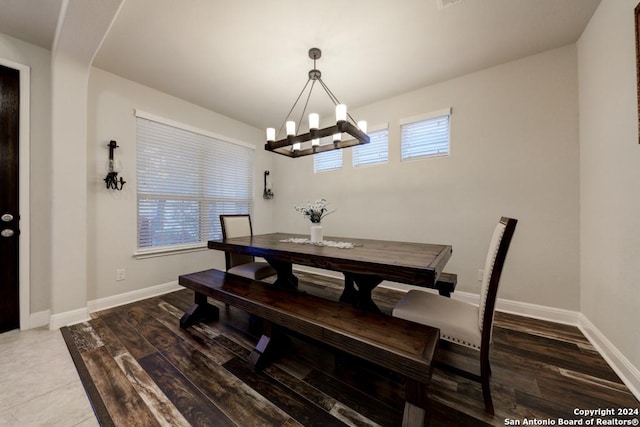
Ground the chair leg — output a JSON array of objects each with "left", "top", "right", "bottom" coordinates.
[
  {"left": 480, "top": 354, "right": 494, "bottom": 415},
  {"left": 481, "top": 375, "right": 494, "bottom": 415}
]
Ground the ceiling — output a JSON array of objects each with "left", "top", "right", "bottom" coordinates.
[{"left": 0, "top": 0, "right": 601, "bottom": 131}]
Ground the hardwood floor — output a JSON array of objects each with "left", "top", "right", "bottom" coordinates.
[{"left": 62, "top": 272, "right": 640, "bottom": 426}]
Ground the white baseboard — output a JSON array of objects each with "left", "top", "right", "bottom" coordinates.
[
  {"left": 453, "top": 289, "right": 582, "bottom": 326},
  {"left": 577, "top": 313, "right": 640, "bottom": 401},
  {"left": 26, "top": 310, "right": 51, "bottom": 329},
  {"left": 49, "top": 307, "right": 90, "bottom": 330},
  {"left": 46, "top": 281, "right": 183, "bottom": 330},
  {"left": 86, "top": 280, "right": 183, "bottom": 313}
]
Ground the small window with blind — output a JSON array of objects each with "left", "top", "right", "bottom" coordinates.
[
  {"left": 400, "top": 108, "right": 451, "bottom": 161},
  {"left": 352, "top": 125, "right": 389, "bottom": 167},
  {"left": 135, "top": 111, "right": 254, "bottom": 254},
  {"left": 314, "top": 144, "right": 343, "bottom": 173}
]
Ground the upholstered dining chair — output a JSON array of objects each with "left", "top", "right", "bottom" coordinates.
[
  {"left": 219, "top": 214, "right": 276, "bottom": 280},
  {"left": 392, "top": 217, "right": 517, "bottom": 415}
]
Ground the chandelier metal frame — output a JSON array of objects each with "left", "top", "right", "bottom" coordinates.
[{"left": 264, "top": 48, "right": 370, "bottom": 158}]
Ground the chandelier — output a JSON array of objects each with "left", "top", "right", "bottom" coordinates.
[{"left": 265, "top": 48, "right": 370, "bottom": 158}]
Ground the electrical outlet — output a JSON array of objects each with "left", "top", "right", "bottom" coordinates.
[
  {"left": 116, "top": 269, "right": 125, "bottom": 281},
  {"left": 477, "top": 269, "right": 484, "bottom": 282}
]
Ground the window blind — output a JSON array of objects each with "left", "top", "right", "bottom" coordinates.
[
  {"left": 400, "top": 110, "right": 450, "bottom": 161},
  {"left": 136, "top": 115, "right": 254, "bottom": 249},
  {"left": 313, "top": 144, "right": 343, "bottom": 173},
  {"left": 352, "top": 127, "right": 389, "bottom": 167}
]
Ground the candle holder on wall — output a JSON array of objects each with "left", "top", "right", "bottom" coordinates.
[
  {"left": 263, "top": 170, "right": 274, "bottom": 199},
  {"left": 104, "top": 140, "right": 126, "bottom": 191}
]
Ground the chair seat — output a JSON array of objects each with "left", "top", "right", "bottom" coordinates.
[
  {"left": 228, "top": 262, "right": 276, "bottom": 280},
  {"left": 393, "top": 290, "right": 481, "bottom": 349}
]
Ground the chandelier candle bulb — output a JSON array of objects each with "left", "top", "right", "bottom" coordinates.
[
  {"left": 357, "top": 121, "right": 368, "bottom": 133},
  {"left": 286, "top": 121, "right": 296, "bottom": 136},
  {"left": 333, "top": 133, "right": 341, "bottom": 143},
  {"left": 266, "top": 127, "right": 275, "bottom": 142},
  {"left": 309, "top": 113, "right": 319, "bottom": 130},
  {"left": 312, "top": 138, "right": 320, "bottom": 147},
  {"left": 336, "top": 104, "right": 347, "bottom": 122},
  {"left": 293, "top": 142, "right": 301, "bottom": 151}
]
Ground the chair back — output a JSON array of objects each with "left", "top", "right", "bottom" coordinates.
[
  {"left": 478, "top": 217, "right": 517, "bottom": 340},
  {"left": 220, "top": 214, "right": 255, "bottom": 269}
]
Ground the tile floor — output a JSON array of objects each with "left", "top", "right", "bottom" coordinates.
[{"left": 0, "top": 327, "right": 98, "bottom": 427}]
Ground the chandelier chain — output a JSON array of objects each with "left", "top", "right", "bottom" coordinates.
[
  {"left": 295, "top": 79, "right": 316, "bottom": 142},
  {"left": 277, "top": 78, "right": 312, "bottom": 139},
  {"left": 276, "top": 50, "right": 358, "bottom": 139},
  {"left": 316, "top": 78, "right": 357, "bottom": 124}
]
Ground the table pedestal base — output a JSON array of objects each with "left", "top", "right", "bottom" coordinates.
[
  {"left": 265, "top": 258, "right": 301, "bottom": 292},
  {"left": 266, "top": 258, "right": 384, "bottom": 313},
  {"left": 340, "top": 273, "right": 383, "bottom": 313}
]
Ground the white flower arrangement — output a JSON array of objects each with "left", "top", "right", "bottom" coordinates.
[{"left": 293, "top": 199, "right": 335, "bottom": 224}]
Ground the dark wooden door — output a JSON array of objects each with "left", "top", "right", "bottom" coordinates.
[{"left": 0, "top": 64, "right": 20, "bottom": 333}]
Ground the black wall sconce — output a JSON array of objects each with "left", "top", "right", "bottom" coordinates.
[
  {"left": 104, "top": 140, "right": 126, "bottom": 191},
  {"left": 263, "top": 170, "right": 274, "bottom": 199}
]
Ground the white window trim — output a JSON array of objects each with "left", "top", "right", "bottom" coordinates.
[
  {"left": 133, "top": 243, "right": 208, "bottom": 259},
  {"left": 367, "top": 122, "right": 389, "bottom": 133},
  {"left": 134, "top": 109, "right": 256, "bottom": 151},
  {"left": 398, "top": 108, "right": 452, "bottom": 126}
]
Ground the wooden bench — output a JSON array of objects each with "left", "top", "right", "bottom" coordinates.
[{"left": 179, "top": 268, "right": 440, "bottom": 427}]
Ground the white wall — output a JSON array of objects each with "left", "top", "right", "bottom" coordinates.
[
  {"left": 578, "top": 0, "right": 640, "bottom": 372},
  {"left": 0, "top": 33, "right": 52, "bottom": 314},
  {"left": 49, "top": 0, "right": 123, "bottom": 323},
  {"left": 273, "top": 45, "right": 581, "bottom": 310},
  {"left": 50, "top": 52, "right": 90, "bottom": 315},
  {"left": 86, "top": 68, "right": 274, "bottom": 301}
]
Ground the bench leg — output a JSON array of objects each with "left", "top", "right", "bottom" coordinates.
[
  {"left": 180, "top": 292, "right": 220, "bottom": 329},
  {"left": 403, "top": 379, "right": 430, "bottom": 427},
  {"left": 247, "top": 320, "right": 286, "bottom": 373}
]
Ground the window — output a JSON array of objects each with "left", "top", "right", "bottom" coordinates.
[
  {"left": 313, "top": 143, "right": 343, "bottom": 173},
  {"left": 352, "top": 125, "right": 389, "bottom": 167},
  {"left": 400, "top": 108, "right": 451, "bottom": 161},
  {"left": 136, "top": 111, "right": 254, "bottom": 252}
]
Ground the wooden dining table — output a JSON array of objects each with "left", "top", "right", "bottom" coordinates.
[{"left": 208, "top": 232, "right": 453, "bottom": 312}]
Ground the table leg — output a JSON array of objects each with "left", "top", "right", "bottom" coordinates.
[
  {"left": 339, "top": 273, "right": 358, "bottom": 305},
  {"left": 340, "top": 273, "right": 383, "bottom": 313},
  {"left": 265, "top": 257, "right": 300, "bottom": 292},
  {"left": 180, "top": 292, "right": 220, "bottom": 329}
]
